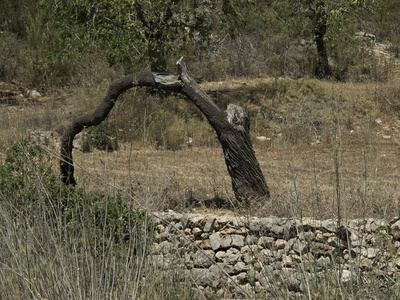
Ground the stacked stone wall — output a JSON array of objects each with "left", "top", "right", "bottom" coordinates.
[{"left": 151, "top": 211, "right": 400, "bottom": 298}]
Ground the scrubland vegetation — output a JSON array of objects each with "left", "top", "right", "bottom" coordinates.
[{"left": 1, "top": 0, "right": 400, "bottom": 298}]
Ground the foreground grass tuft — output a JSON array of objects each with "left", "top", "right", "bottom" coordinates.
[{"left": 0, "top": 139, "right": 199, "bottom": 299}]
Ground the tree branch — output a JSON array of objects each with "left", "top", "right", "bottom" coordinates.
[
  {"left": 60, "top": 70, "right": 180, "bottom": 184},
  {"left": 176, "top": 57, "right": 225, "bottom": 130}
]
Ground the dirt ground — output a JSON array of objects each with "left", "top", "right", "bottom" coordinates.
[
  {"left": 70, "top": 134, "right": 400, "bottom": 220},
  {"left": 1, "top": 79, "right": 400, "bottom": 220}
]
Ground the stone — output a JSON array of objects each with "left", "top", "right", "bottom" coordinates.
[
  {"left": 341, "top": 270, "right": 352, "bottom": 283},
  {"left": 156, "top": 224, "right": 165, "bottom": 233},
  {"left": 193, "top": 249, "right": 215, "bottom": 267},
  {"left": 317, "top": 256, "right": 331, "bottom": 267},
  {"left": 27, "top": 89, "right": 41, "bottom": 98},
  {"left": 275, "top": 239, "right": 287, "bottom": 250},
  {"left": 159, "top": 240, "right": 171, "bottom": 254},
  {"left": 242, "top": 253, "right": 254, "bottom": 264},
  {"left": 245, "top": 235, "right": 258, "bottom": 245},
  {"left": 314, "top": 231, "right": 324, "bottom": 242},
  {"left": 215, "top": 251, "right": 226, "bottom": 262},
  {"left": 260, "top": 249, "right": 274, "bottom": 259},
  {"left": 193, "top": 227, "right": 202, "bottom": 237},
  {"left": 200, "top": 239, "right": 211, "bottom": 249},
  {"left": 155, "top": 231, "right": 169, "bottom": 242},
  {"left": 359, "top": 258, "right": 373, "bottom": 271},
  {"left": 365, "top": 218, "right": 387, "bottom": 232},
  {"left": 192, "top": 268, "right": 218, "bottom": 286},
  {"left": 232, "top": 261, "right": 249, "bottom": 275},
  {"left": 310, "top": 242, "right": 333, "bottom": 256},
  {"left": 152, "top": 254, "right": 170, "bottom": 269},
  {"left": 248, "top": 220, "right": 261, "bottom": 232},
  {"left": 395, "top": 258, "right": 400, "bottom": 268},
  {"left": 201, "top": 232, "right": 209, "bottom": 239},
  {"left": 298, "top": 231, "right": 314, "bottom": 242},
  {"left": 236, "top": 272, "right": 248, "bottom": 284},
  {"left": 231, "top": 235, "right": 245, "bottom": 248},
  {"left": 149, "top": 212, "right": 396, "bottom": 296},
  {"left": 327, "top": 236, "right": 340, "bottom": 247},
  {"left": 282, "top": 255, "right": 293, "bottom": 267},
  {"left": 184, "top": 253, "right": 194, "bottom": 269},
  {"left": 254, "top": 281, "right": 263, "bottom": 293},
  {"left": 210, "top": 232, "right": 232, "bottom": 250},
  {"left": 203, "top": 216, "right": 216, "bottom": 233},
  {"left": 390, "top": 220, "right": 400, "bottom": 241},
  {"left": 292, "top": 239, "right": 308, "bottom": 255},
  {"left": 320, "top": 220, "right": 338, "bottom": 233},
  {"left": 259, "top": 217, "right": 277, "bottom": 232},
  {"left": 187, "top": 214, "right": 207, "bottom": 228},
  {"left": 224, "top": 248, "right": 241, "bottom": 265},
  {"left": 258, "top": 236, "right": 275, "bottom": 249},
  {"left": 276, "top": 249, "right": 285, "bottom": 260},
  {"left": 279, "top": 268, "right": 300, "bottom": 292},
  {"left": 362, "top": 248, "right": 379, "bottom": 259}
]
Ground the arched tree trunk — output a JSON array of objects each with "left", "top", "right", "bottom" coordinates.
[{"left": 60, "top": 58, "right": 269, "bottom": 203}]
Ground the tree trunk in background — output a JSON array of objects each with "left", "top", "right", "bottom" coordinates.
[
  {"left": 314, "top": 1, "right": 330, "bottom": 79},
  {"left": 148, "top": 32, "right": 167, "bottom": 72},
  {"left": 60, "top": 58, "right": 269, "bottom": 203}
]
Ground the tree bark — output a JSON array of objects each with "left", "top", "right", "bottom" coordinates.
[
  {"left": 175, "top": 58, "right": 270, "bottom": 202},
  {"left": 314, "top": 1, "right": 330, "bottom": 79},
  {"left": 60, "top": 71, "right": 181, "bottom": 185},
  {"left": 60, "top": 58, "right": 269, "bottom": 203}
]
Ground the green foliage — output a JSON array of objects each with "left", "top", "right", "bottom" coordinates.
[
  {"left": 0, "top": 32, "right": 24, "bottom": 81},
  {"left": 0, "top": 0, "right": 39, "bottom": 38},
  {"left": 0, "top": 139, "right": 151, "bottom": 246},
  {"left": 82, "top": 120, "right": 119, "bottom": 152},
  {"left": 0, "top": 138, "right": 58, "bottom": 209},
  {"left": 271, "top": 0, "right": 381, "bottom": 78},
  {"left": 64, "top": 191, "right": 152, "bottom": 245}
]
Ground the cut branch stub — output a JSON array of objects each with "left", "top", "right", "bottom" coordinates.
[{"left": 60, "top": 58, "right": 269, "bottom": 203}]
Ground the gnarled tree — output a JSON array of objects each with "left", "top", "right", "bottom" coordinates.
[{"left": 60, "top": 58, "right": 269, "bottom": 203}]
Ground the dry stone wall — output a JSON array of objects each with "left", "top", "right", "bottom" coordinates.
[{"left": 151, "top": 211, "right": 400, "bottom": 299}]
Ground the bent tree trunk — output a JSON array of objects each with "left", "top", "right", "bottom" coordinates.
[{"left": 60, "top": 58, "right": 269, "bottom": 203}]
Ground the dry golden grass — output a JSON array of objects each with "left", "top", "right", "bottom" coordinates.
[
  {"left": 1, "top": 74, "right": 400, "bottom": 220},
  {"left": 68, "top": 133, "right": 400, "bottom": 220}
]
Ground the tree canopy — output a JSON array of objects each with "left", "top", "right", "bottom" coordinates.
[{"left": 38, "top": 0, "right": 247, "bottom": 72}]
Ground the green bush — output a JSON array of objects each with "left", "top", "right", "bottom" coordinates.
[
  {"left": 81, "top": 120, "right": 119, "bottom": 152},
  {"left": 0, "top": 139, "right": 150, "bottom": 246}
]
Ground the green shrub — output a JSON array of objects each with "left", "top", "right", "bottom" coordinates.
[
  {"left": 0, "top": 32, "right": 24, "bottom": 82},
  {"left": 81, "top": 120, "right": 119, "bottom": 152},
  {"left": 0, "top": 139, "right": 150, "bottom": 246}
]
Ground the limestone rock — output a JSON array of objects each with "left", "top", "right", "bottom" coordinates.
[{"left": 193, "top": 249, "right": 215, "bottom": 267}]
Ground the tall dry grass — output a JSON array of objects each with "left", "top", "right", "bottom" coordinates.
[{"left": 1, "top": 60, "right": 400, "bottom": 298}]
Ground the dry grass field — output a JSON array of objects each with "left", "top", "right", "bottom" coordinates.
[
  {"left": 1, "top": 76, "right": 400, "bottom": 221},
  {"left": 70, "top": 135, "right": 400, "bottom": 220},
  {"left": 2, "top": 73, "right": 400, "bottom": 300}
]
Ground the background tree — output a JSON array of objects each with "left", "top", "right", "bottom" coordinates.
[
  {"left": 0, "top": 0, "right": 38, "bottom": 38},
  {"left": 42, "top": 0, "right": 247, "bottom": 72},
  {"left": 273, "top": 0, "right": 377, "bottom": 79}
]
